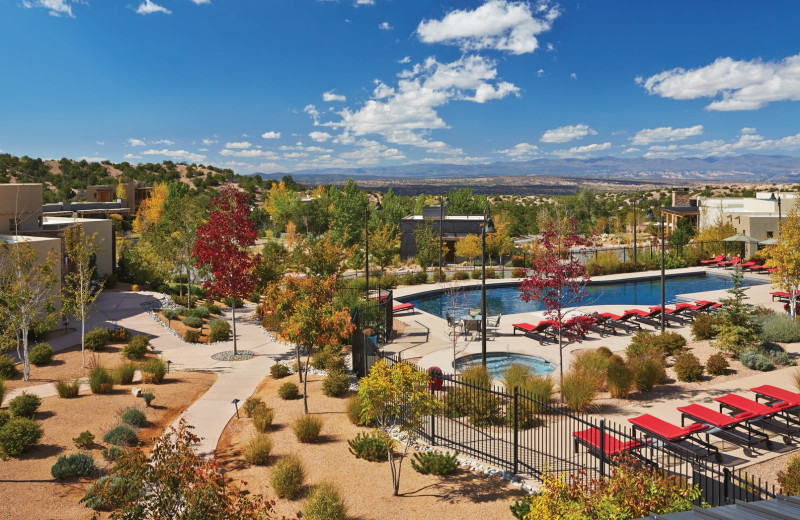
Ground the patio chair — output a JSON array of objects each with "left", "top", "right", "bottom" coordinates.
[
  {"left": 677, "top": 403, "right": 771, "bottom": 451},
  {"left": 392, "top": 303, "right": 415, "bottom": 314},
  {"left": 717, "top": 256, "right": 741, "bottom": 268},
  {"left": 751, "top": 385, "right": 800, "bottom": 407},
  {"left": 484, "top": 314, "right": 502, "bottom": 339},
  {"left": 700, "top": 254, "right": 726, "bottom": 265},
  {"left": 629, "top": 413, "right": 721, "bottom": 462},
  {"left": 588, "top": 313, "right": 616, "bottom": 336},
  {"left": 770, "top": 291, "right": 792, "bottom": 302},
  {"left": 512, "top": 320, "right": 555, "bottom": 344},
  {"left": 572, "top": 427, "right": 648, "bottom": 463},
  {"left": 738, "top": 259, "right": 759, "bottom": 270},
  {"left": 715, "top": 393, "right": 800, "bottom": 445},
  {"left": 662, "top": 304, "right": 694, "bottom": 324},
  {"left": 746, "top": 264, "right": 767, "bottom": 272},
  {"left": 627, "top": 307, "right": 663, "bottom": 329},
  {"left": 599, "top": 310, "right": 643, "bottom": 333},
  {"left": 684, "top": 300, "right": 718, "bottom": 315}
]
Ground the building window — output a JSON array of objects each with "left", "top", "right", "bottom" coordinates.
[{"left": 767, "top": 231, "right": 774, "bottom": 239}]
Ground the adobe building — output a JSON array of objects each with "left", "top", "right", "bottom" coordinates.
[
  {"left": 658, "top": 188, "right": 700, "bottom": 237},
  {"left": 85, "top": 181, "right": 151, "bottom": 213},
  {"left": 399, "top": 205, "right": 486, "bottom": 262}
]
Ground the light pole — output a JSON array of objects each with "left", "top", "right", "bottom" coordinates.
[
  {"left": 632, "top": 194, "right": 644, "bottom": 269},
  {"left": 771, "top": 192, "right": 783, "bottom": 236},
  {"left": 645, "top": 207, "right": 666, "bottom": 332},
  {"left": 438, "top": 196, "right": 449, "bottom": 282},
  {"left": 481, "top": 211, "right": 496, "bottom": 367},
  {"left": 364, "top": 200, "right": 383, "bottom": 299}
]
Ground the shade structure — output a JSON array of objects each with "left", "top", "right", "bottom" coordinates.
[
  {"left": 760, "top": 238, "right": 778, "bottom": 245},
  {"left": 723, "top": 233, "right": 759, "bottom": 243},
  {"left": 723, "top": 233, "right": 759, "bottom": 259}
]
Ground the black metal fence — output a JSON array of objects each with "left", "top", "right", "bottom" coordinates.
[
  {"left": 567, "top": 240, "right": 737, "bottom": 266},
  {"left": 375, "top": 351, "right": 781, "bottom": 507},
  {"left": 351, "top": 290, "right": 393, "bottom": 378}
]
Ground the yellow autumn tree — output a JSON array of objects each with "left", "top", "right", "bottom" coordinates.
[
  {"left": 264, "top": 181, "right": 300, "bottom": 233},
  {"left": 285, "top": 221, "right": 299, "bottom": 251},
  {"left": 695, "top": 221, "right": 736, "bottom": 256},
  {"left": 132, "top": 182, "right": 167, "bottom": 233},
  {"left": 115, "top": 179, "right": 127, "bottom": 200},
  {"left": 764, "top": 208, "right": 800, "bottom": 318},
  {"left": 455, "top": 234, "right": 482, "bottom": 266}
]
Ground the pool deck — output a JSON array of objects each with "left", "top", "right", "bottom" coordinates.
[{"left": 385, "top": 266, "right": 798, "bottom": 471}]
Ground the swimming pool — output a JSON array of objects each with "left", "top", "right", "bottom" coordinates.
[
  {"left": 456, "top": 352, "right": 556, "bottom": 380},
  {"left": 405, "top": 273, "right": 764, "bottom": 320}
]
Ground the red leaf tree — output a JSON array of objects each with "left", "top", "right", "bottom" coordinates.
[
  {"left": 519, "top": 219, "right": 593, "bottom": 389},
  {"left": 193, "top": 186, "right": 261, "bottom": 355}
]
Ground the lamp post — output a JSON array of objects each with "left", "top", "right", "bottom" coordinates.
[
  {"left": 645, "top": 207, "right": 666, "bottom": 332},
  {"left": 438, "top": 196, "right": 449, "bottom": 282},
  {"left": 364, "top": 200, "right": 383, "bottom": 299},
  {"left": 771, "top": 192, "right": 783, "bottom": 236},
  {"left": 481, "top": 211, "right": 497, "bottom": 367},
  {"left": 231, "top": 398, "right": 240, "bottom": 419},
  {"left": 166, "top": 360, "right": 172, "bottom": 374},
  {"left": 632, "top": 194, "right": 644, "bottom": 268}
]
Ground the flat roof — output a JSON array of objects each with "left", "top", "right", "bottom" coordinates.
[
  {"left": 0, "top": 234, "right": 60, "bottom": 243},
  {"left": 401, "top": 215, "right": 486, "bottom": 221},
  {"left": 43, "top": 216, "right": 108, "bottom": 224}
]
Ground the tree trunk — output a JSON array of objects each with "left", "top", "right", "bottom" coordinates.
[
  {"left": 22, "top": 325, "right": 30, "bottom": 381},
  {"left": 296, "top": 346, "right": 303, "bottom": 383},
  {"left": 303, "top": 354, "right": 311, "bottom": 414},
  {"left": 81, "top": 308, "right": 86, "bottom": 369},
  {"left": 231, "top": 301, "right": 237, "bottom": 356}
]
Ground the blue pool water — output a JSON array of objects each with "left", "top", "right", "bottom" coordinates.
[
  {"left": 456, "top": 352, "right": 556, "bottom": 380},
  {"left": 406, "top": 274, "right": 764, "bottom": 320}
]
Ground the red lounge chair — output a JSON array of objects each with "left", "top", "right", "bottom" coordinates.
[
  {"left": 599, "top": 310, "right": 642, "bottom": 333},
  {"left": 771, "top": 291, "right": 792, "bottom": 302},
  {"left": 512, "top": 320, "right": 555, "bottom": 344},
  {"left": 677, "top": 404, "right": 770, "bottom": 451},
  {"left": 572, "top": 427, "right": 645, "bottom": 459},
  {"left": 685, "top": 300, "right": 717, "bottom": 314},
  {"left": 767, "top": 267, "right": 780, "bottom": 273},
  {"left": 629, "top": 414, "right": 719, "bottom": 461},
  {"left": 700, "top": 255, "right": 726, "bottom": 265},
  {"left": 738, "top": 260, "right": 759, "bottom": 269},
  {"left": 627, "top": 307, "right": 663, "bottom": 329},
  {"left": 751, "top": 385, "right": 800, "bottom": 406},
  {"left": 746, "top": 264, "right": 767, "bottom": 272},
  {"left": 715, "top": 394, "right": 800, "bottom": 445},
  {"left": 717, "top": 256, "right": 741, "bottom": 268},
  {"left": 392, "top": 303, "right": 415, "bottom": 314},
  {"left": 661, "top": 305, "right": 694, "bottom": 324}
]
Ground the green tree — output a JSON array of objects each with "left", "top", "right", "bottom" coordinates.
[
  {"left": 357, "top": 361, "right": 438, "bottom": 496},
  {"left": 330, "top": 179, "right": 368, "bottom": 247},
  {"left": 765, "top": 208, "right": 800, "bottom": 318},
  {"left": 455, "top": 234, "right": 482, "bottom": 266},
  {"left": 714, "top": 268, "right": 762, "bottom": 356},
  {"left": 367, "top": 223, "right": 399, "bottom": 275},
  {"left": 297, "top": 236, "right": 350, "bottom": 278},
  {"left": 264, "top": 181, "right": 300, "bottom": 233},
  {"left": 446, "top": 187, "right": 487, "bottom": 215},
  {"left": 256, "top": 241, "right": 289, "bottom": 289},
  {"left": 156, "top": 194, "right": 207, "bottom": 305},
  {"left": 414, "top": 221, "right": 438, "bottom": 272},
  {"left": 486, "top": 226, "right": 513, "bottom": 266},
  {"left": 62, "top": 226, "right": 103, "bottom": 369},
  {"left": 668, "top": 218, "right": 696, "bottom": 255}
]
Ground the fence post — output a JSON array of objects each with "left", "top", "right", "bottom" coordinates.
[
  {"left": 513, "top": 387, "right": 519, "bottom": 475},
  {"left": 723, "top": 467, "right": 731, "bottom": 505},
  {"left": 430, "top": 380, "right": 436, "bottom": 445},
  {"left": 599, "top": 419, "right": 606, "bottom": 479}
]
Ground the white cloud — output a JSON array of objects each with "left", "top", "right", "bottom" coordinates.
[
  {"left": 261, "top": 131, "right": 281, "bottom": 139},
  {"left": 309, "top": 131, "right": 332, "bottom": 142},
  {"left": 546, "top": 42, "right": 554, "bottom": 52},
  {"left": 225, "top": 141, "right": 252, "bottom": 149},
  {"left": 79, "top": 156, "right": 107, "bottom": 163},
  {"left": 741, "top": 127, "right": 757, "bottom": 135},
  {"left": 190, "top": 0, "right": 211, "bottom": 4},
  {"left": 96, "top": 141, "right": 104, "bottom": 146},
  {"left": 537, "top": 68, "right": 544, "bottom": 77},
  {"left": 305, "top": 104, "right": 321, "bottom": 125},
  {"left": 552, "top": 142, "right": 611, "bottom": 158},
  {"left": 136, "top": 0, "right": 171, "bottom": 15},
  {"left": 220, "top": 149, "right": 279, "bottom": 159},
  {"left": 631, "top": 125, "right": 703, "bottom": 145},
  {"left": 202, "top": 137, "right": 218, "bottom": 145},
  {"left": 323, "top": 91, "right": 346, "bottom": 102},
  {"left": 123, "top": 153, "right": 142, "bottom": 160},
  {"left": 379, "top": 21, "right": 392, "bottom": 31},
  {"left": 397, "top": 56, "right": 411, "bottom": 64},
  {"left": 540, "top": 124, "right": 597, "bottom": 143},
  {"left": 152, "top": 139, "right": 175, "bottom": 145},
  {"left": 355, "top": 0, "right": 374, "bottom": 5},
  {"left": 570, "top": 72, "right": 577, "bottom": 80},
  {"left": 128, "top": 138, "right": 146, "bottom": 147},
  {"left": 497, "top": 142, "right": 538, "bottom": 160},
  {"left": 417, "top": 0, "right": 559, "bottom": 55},
  {"left": 339, "top": 139, "right": 405, "bottom": 164},
  {"left": 328, "top": 55, "right": 518, "bottom": 153},
  {"left": 640, "top": 52, "right": 800, "bottom": 111},
  {"left": 142, "top": 149, "right": 205, "bottom": 162},
  {"left": 622, "top": 147, "right": 640, "bottom": 154},
  {"left": 22, "top": 0, "right": 76, "bottom": 18}
]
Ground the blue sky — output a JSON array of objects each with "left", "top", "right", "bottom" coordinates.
[{"left": 1, "top": 0, "right": 799, "bottom": 174}]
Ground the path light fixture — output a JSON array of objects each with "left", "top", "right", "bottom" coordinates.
[
  {"left": 438, "top": 196, "right": 449, "bottom": 281},
  {"left": 231, "top": 398, "right": 240, "bottom": 419},
  {"left": 166, "top": 360, "right": 172, "bottom": 374},
  {"left": 364, "top": 200, "right": 383, "bottom": 300},
  {"left": 645, "top": 207, "right": 666, "bottom": 332},
  {"left": 632, "top": 194, "right": 645, "bottom": 268},
  {"left": 63, "top": 320, "right": 69, "bottom": 336},
  {"left": 481, "top": 211, "right": 497, "bottom": 367},
  {"left": 218, "top": 468, "right": 227, "bottom": 493}
]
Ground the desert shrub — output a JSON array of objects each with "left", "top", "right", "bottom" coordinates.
[
  {"left": 243, "top": 396, "right": 266, "bottom": 417},
  {"left": 628, "top": 330, "right": 687, "bottom": 358},
  {"left": 112, "top": 362, "right": 137, "bottom": 385},
  {"left": 141, "top": 358, "right": 166, "bottom": 384},
  {"left": 673, "top": 352, "right": 704, "bottom": 382},
  {"left": 778, "top": 454, "right": 800, "bottom": 495},
  {"left": 0, "top": 356, "right": 17, "bottom": 379},
  {"left": 85, "top": 328, "right": 111, "bottom": 351},
  {"left": 322, "top": 370, "right": 350, "bottom": 397},
  {"left": 103, "top": 425, "right": 138, "bottom": 447},
  {"left": 291, "top": 361, "right": 306, "bottom": 373},
  {"left": 705, "top": 352, "right": 730, "bottom": 376},
  {"left": 572, "top": 349, "right": 611, "bottom": 391},
  {"left": 453, "top": 271, "right": 469, "bottom": 281},
  {"left": 560, "top": 370, "right": 599, "bottom": 412},
  {"left": 121, "top": 408, "right": 147, "bottom": 428},
  {"left": 29, "top": 342, "right": 53, "bottom": 366},
  {"left": 503, "top": 363, "right": 532, "bottom": 391},
  {"left": 606, "top": 355, "right": 634, "bottom": 398},
  {"left": 0, "top": 418, "right": 43, "bottom": 456},
  {"left": 630, "top": 356, "right": 666, "bottom": 392},
  {"left": 9, "top": 392, "right": 42, "bottom": 418},
  {"left": 253, "top": 407, "right": 275, "bottom": 433},
  {"left": 0, "top": 410, "right": 9, "bottom": 428},
  {"left": 89, "top": 366, "right": 114, "bottom": 394},
  {"left": 411, "top": 450, "right": 459, "bottom": 476},
  {"left": 208, "top": 319, "right": 231, "bottom": 342},
  {"left": 484, "top": 268, "right": 497, "bottom": 279},
  {"left": 183, "top": 328, "right": 200, "bottom": 343},
  {"left": 278, "top": 382, "right": 300, "bottom": 400},
  {"left": 73, "top": 430, "right": 95, "bottom": 449},
  {"left": 311, "top": 349, "right": 333, "bottom": 370},
  {"left": 767, "top": 347, "right": 795, "bottom": 367},
  {"left": 739, "top": 349, "right": 775, "bottom": 371},
  {"left": 109, "top": 327, "right": 131, "bottom": 343},
  {"left": 348, "top": 430, "right": 393, "bottom": 462},
  {"left": 51, "top": 453, "right": 96, "bottom": 480},
  {"left": 511, "top": 267, "right": 527, "bottom": 278},
  {"left": 207, "top": 303, "right": 223, "bottom": 315},
  {"left": 140, "top": 392, "right": 155, "bottom": 407},
  {"left": 270, "top": 363, "right": 291, "bottom": 379},
  {"left": 185, "top": 305, "right": 210, "bottom": 319},
  {"left": 55, "top": 379, "right": 80, "bottom": 398},
  {"left": 691, "top": 313, "right": 722, "bottom": 341},
  {"left": 413, "top": 271, "right": 429, "bottom": 284},
  {"left": 470, "top": 269, "right": 482, "bottom": 280},
  {"left": 347, "top": 394, "right": 374, "bottom": 427},
  {"left": 294, "top": 415, "right": 323, "bottom": 443},
  {"left": 102, "top": 446, "right": 124, "bottom": 461},
  {"left": 524, "top": 375, "right": 555, "bottom": 406},
  {"left": 462, "top": 364, "right": 491, "bottom": 388},
  {"left": 182, "top": 316, "right": 203, "bottom": 328},
  {"left": 0, "top": 379, "right": 4, "bottom": 409},
  {"left": 304, "top": 482, "right": 347, "bottom": 520},
  {"left": 122, "top": 335, "right": 149, "bottom": 360},
  {"left": 759, "top": 314, "right": 800, "bottom": 343},
  {"left": 596, "top": 346, "right": 613, "bottom": 358},
  {"left": 223, "top": 296, "right": 244, "bottom": 307},
  {"left": 162, "top": 308, "right": 179, "bottom": 321},
  {"left": 271, "top": 455, "right": 305, "bottom": 499},
  {"left": 244, "top": 434, "right": 273, "bottom": 465},
  {"left": 381, "top": 274, "right": 399, "bottom": 289}
]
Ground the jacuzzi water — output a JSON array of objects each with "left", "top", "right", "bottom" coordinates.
[{"left": 455, "top": 352, "right": 556, "bottom": 380}]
